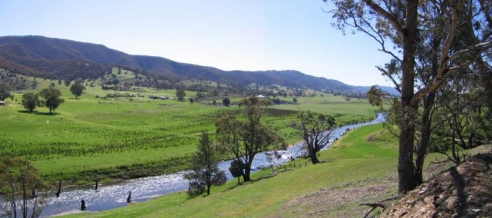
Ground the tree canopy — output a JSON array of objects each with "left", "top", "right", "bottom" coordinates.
[
  {"left": 0, "top": 83, "right": 12, "bottom": 101},
  {"left": 215, "top": 96, "right": 285, "bottom": 182},
  {"left": 222, "top": 97, "right": 230, "bottom": 106},
  {"left": 298, "top": 111, "right": 336, "bottom": 164},
  {"left": 329, "top": 0, "right": 492, "bottom": 193},
  {"left": 21, "top": 93, "right": 41, "bottom": 112},
  {"left": 39, "top": 88, "right": 64, "bottom": 114},
  {"left": 69, "top": 82, "right": 86, "bottom": 99},
  {"left": 0, "top": 157, "right": 48, "bottom": 218},
  {"left": 176, "top": 88, "right": 186, "bottom": 101},
  {"left": 185, "top": 132, "right": 226, "bottom": 197},
  {"left": 228, "top": 159, "right": 245, "bottom": 185}
]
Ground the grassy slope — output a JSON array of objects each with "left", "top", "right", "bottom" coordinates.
[{"left": 65, "top": 124, "right": 402, "bottom": 218}]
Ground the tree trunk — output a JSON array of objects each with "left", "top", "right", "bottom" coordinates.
[
  {"left": 398, "top": 105, "right": 418, "bottom": 193},
  {"left": 451, "top": 124, "right": 460, "bottom": 163},
  {"left": 309, "top": 147, "right": 320, "bottom": 164},
  {"left": 398, "top": 0, "right": 419, "bottom": 194},
  {"left": 467, "top": 132, "right": 474, "bottom": 149},
  {"left": 206, "top": 183, "right": 211, "bottom": 196},
  {"left": 415, "top": 92, "right": 435, "bottom": 184},
  {"left": 243, "top": 161, "right": 252, "bottom": 182}
]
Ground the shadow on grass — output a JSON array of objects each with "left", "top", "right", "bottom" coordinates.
[
  {"left": 17, "top": 110, "right": 60, "bottom": 116},
  {"left": 223, "top": 172, "right": 285, "bottom": 192},
  {"left": 222, "top": 159, "right": 331, "bottom": 192}
]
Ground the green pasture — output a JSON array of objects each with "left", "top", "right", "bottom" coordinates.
[
  {"left": 1, "top": 76, "right": 378, "bottom": 184},
  {"left": 273, "top": 95, "right": 377, "bottom": 125},
  {"left": 65, "top": 123, "right": 460, "bottom": 218},
  {"left": 65, "top": 124, "right": 402, "bottom": 218}
]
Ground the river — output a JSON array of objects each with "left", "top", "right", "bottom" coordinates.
[{"left": 1, "top": 113, "right": 386, "bottom": 217}]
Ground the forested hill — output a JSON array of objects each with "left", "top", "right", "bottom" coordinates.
[{"left": 0, "top": 35, "right": 397, "bottom": 94}]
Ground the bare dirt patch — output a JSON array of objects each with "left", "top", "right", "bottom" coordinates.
[
  {"left": 267, "top": 146, "right": 492, "bottom": 218},
  {"left": 381, "top": 153, "right": 492, "bottom": 218},
  {"left": 269, "top": 176, "right": 398, "bottom": 218}
]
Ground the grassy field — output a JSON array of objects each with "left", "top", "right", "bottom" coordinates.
[
  {"left": 64, "top": 123, "right": 463, "bottom": 218},
  {"left": 64, "top": 124, "right": 402, "bottom": 218},
  {"left": 0, "top": 73, "right": 379, "bottom": 184}
]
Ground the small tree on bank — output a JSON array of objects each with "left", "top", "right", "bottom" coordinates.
[
  {"left": 299, "top": 111, "right": 336, "bottom": 164},
  {"left": 0, "top": 157, "right": 49, "bottom": 218},
  {"left": 216, "top": 96, "right": 285, "bottom": 182},
  {"left": 185, "top": 132, "right": 226, "bottom": 197},
  {"left": 228, "top": 159, "right": 244, "bottom": 185}
]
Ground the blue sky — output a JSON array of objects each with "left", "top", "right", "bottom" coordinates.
[{"left": 0, "top": 0, "right": 395, "bottom": 86}]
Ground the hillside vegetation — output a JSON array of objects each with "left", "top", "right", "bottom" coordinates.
[{"left": 0, "top": 35, "right": 398, "bottom": 95}]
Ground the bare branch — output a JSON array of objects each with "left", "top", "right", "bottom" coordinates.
[
  {"left": 447, "top": 41, "right": 492, "bottom": 63},
  {"left": 378, "top": 48, "right": 402, "bottom": 63},
  {"left": 377, "top": 66, "right": 402, "bottom": 93},
  {"left": 430, "top": 89, "right": 486, "bottom": 130},
  {"left": 412, "top": 40, "right": 492, "bottom": 105},
  {"left": 438, "top": 0, "right": 465, "bottom": 74},
  {"left": 362, "top": 0, "right": 405, "bottom": 39}
]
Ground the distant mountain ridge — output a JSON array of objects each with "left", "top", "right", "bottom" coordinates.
[{"left": 0, "top": 35, "right": 398, "bottom": 95}]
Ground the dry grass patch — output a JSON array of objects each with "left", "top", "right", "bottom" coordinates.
[{"left": 269, "top": 176, "right": 398, "bottom": 218}]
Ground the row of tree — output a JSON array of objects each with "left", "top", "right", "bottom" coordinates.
[
  {"left": 186, "top": 96, "right": 337, "bottom": 197},
  {"left": 185, "top": 97, "right": 284, "bottom": 197},
  {"left": 0, "top": 81, "right": 85, "bottom": 113},
  {"left": 21, "top": 88, "right": 64, "bottom": 113}
]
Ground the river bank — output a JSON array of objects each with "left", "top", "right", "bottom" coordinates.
[
  {"left": 2, "top": 113, "right": 386, "bottom": 217},
  {"left": 64, "top": 120, "right": 398, "bottom": 218}
]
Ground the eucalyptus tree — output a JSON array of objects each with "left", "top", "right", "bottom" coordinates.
[
  {"left": 0, "top": 157, "right": 48, "bottom": 218},
  {"left": 432, "top": 72, "right": 491, "bottom": 164},
  {"left": 299, "top": 111, "right": 336, "bottom": 164},
  {"left": 215, "top": 96, "right": 285, "bottom": 182},
  {"left": 21, "top": 93, "right": 41, "bottom": 112},
  {"left": 39, "top": 88, "right": 64, "bottom": 113},
  {"left": 329, "top": 0, "right": 492, "bottom": 193},
  {"left": 0, "top": 83, "right": 12, "bottom": 101},
  {"left": 69, "top": 82, "right": 85, "bottom": 99},
  {"left": 176, "top": 88, "right": 186, "bottom": 101}
]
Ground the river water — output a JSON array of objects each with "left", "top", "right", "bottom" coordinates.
[{"left": 2, "top": 113, "right": 385, "bottom": 217}]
